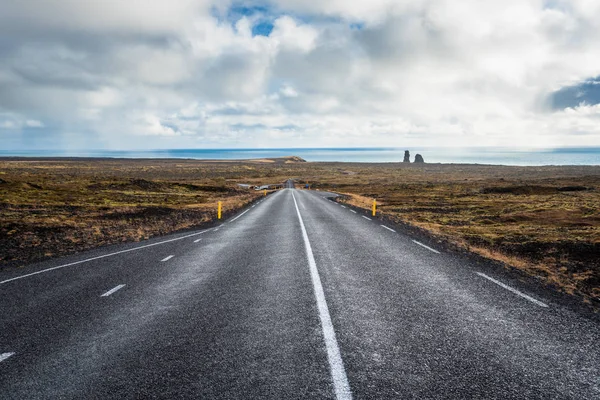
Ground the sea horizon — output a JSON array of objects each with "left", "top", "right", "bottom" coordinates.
[{"left": 1, "top": 147, "right": 600, "bottom": 166}]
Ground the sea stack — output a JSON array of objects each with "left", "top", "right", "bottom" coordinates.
[
  {"left": 403, "top": 150, "right": 410, "bottom": 163},
  {"left": 414, "top": 154, "right": 425, "bottom": 163}
]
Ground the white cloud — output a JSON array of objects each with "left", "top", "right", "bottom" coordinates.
[
  {"left": 0, "top": 120, "right": 17, "bottom": 129},
  {"left": 270, "top": 16, "right": 319, "bottom": 52},
  {"left": 1, "top": 0, "right": 600, "bottom": 149},
  {"left": 0, "top": 0, "right": 208, "bottom": 34},
  {"left": 280, "top": 85, "right": 298, "bottom": 98},
  {"left": 25, "top": 120, "right": 44, "bottom": 128}
]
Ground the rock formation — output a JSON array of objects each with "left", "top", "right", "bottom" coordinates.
[
  {"left": 403, "top": 150, "right": 410, "bottom": 163},
  {"left": 414, "top": 154, "right": 425, "bottom": 163}
]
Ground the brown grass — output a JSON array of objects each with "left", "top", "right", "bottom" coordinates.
[
  {"left": 1, "top": 158, "right": 599, "bottom": 304},
  {"left": 312, "top": 163, "right": 600, "bottom": 303},
  {"left": 0, "top": 159, "right": 269, "bottom": 268}
]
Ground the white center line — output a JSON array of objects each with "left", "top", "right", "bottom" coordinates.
[
  {"left": 0, "top": 229, "right": 211, "bottom": 285},
  {"left": 193, "top": 238, "right": 202, "bottom": 243},
  {"left": 291, "top": 192, "right": 352, "bottom": 400},
  {"left": 350, "top": 210, "right": 357, "bottom": 213},
  {"left": 381, "top": 225, "right": 396, "bottom": 232},
  {"left": 101, "top": 284, "right": 126, "bottom": 297},
  {"left": 412, "top": 240, "right": 440, "bottom": 254},
  {"left": 161, "top": 255, "right": 174, "bottom": 262},
  {"left": 476, "top": 272, "right": 549, "bottom": 307},
  {"left": 230, "top": 209, "right": 250, "bottom": 222},
  {"left": 0, "top": 352, "right": 15, "bottom": 363},
  {"left": 362, "top": 216, "right": 371, "bottom": 220}
]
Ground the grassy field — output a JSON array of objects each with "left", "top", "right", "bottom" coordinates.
[
  {"left": 1, "top": 158, "right": 599, "bottom": 304},
  {"left": 306, "top": 163, "right": 600, "bottom": 304},
  {"left": 0, "top": 158, "right": 277, "bottom": 268}
]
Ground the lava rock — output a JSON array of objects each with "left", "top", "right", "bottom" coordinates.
[{"left": 414, "top": 154, "right": 425, "bottom": 163}]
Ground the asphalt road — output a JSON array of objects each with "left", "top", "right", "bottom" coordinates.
[{"left": 1, "top": 188, "right": 598, "bottom": 399}]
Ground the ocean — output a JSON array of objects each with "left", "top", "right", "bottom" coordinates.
[{"left": 1, "top": 147, "right": 599, "bottom": 166}]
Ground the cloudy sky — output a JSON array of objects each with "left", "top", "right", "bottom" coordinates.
[{"left": 2, "top": 0, "right": 600, "bottom": 150}]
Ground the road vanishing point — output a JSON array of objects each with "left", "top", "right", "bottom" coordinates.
[{"left": 1, "top": 185, "right": 599, "bottom": 399}]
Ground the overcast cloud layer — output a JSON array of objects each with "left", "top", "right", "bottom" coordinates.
[{"left": 2, "top": 0, "right": 600, "bottom": 150}]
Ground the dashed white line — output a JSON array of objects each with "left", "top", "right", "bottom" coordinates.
[
  {"left": 101, "top": 284, "right": 126, "bottom": 297},
  {"left": 350, "top": 210, "right": 357, "bottom": 214},
  {"left": 341, "top": 205, "right": 346, "bottom": 208},
  {"left": 0, "top": 352, "right": 15, "bottom": 363},
  {"left": 476, "top": 272, "right": 549, "bottom": 308},
  {"left": 381, "top": 225, "right": 396, "bottom": 232},
  {"left": 412, "top": 240, "right": 440, "bottom": 254},
  {"left": 161, "top": 255, "right": 174, "bottom": 262},
  {"left": 193, "top": 238, "right": 202, "bottom": 243},
  {"left": 291, "top": 192, "right": 352, "bottom": 400},
  {"left": 362, "top": 216, "right": 371, "bottom": 220},
  {"left": 0, "top": 229, "right": 211, "bottom": 285},
  {"left": 252, "top": 205, "right": 256, "bottom": 208}
]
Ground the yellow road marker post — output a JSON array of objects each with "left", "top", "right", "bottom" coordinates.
[
  {"left": 372, "top": 199, "right": 377, "bottom": 217},
  {"left": 218, "top": 201, "right": 222, "bottom": 219},
  {"left": 264, "top": 189, "right": 267, "bottom": 196}
]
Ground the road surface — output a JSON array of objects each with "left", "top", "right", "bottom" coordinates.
[{"left": 1, "top": 189, "right": 598, "bottom": 399}]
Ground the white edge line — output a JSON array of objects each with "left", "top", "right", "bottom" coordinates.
[
  {"left": 291, "top": 192, "right": 352, "bottom": 400},
  {"left": 229, "top": 209, "right": 250, "bottom": 222},
  {"left": 161, "top": 255, "right": 174, "bottom": 262},
  {"left": 0, "top": 229, "right": 211, "bottom": 285},
  {"left": 381, "top": 225, "right": 396, "bottom": 232},
  {"left": 412, "top": 240, "right": 440, "bottom": 254},
  {"left": 476, "top": 272, "right": 549, "bottom": 308},
  {"left": 101, "top": 284, "right": 126, "bottom": 297},
  {"left": 0, "top": 352, "right": 15, "bottom": 362},
  {"left": 362, "top": 216, "right": 371, "bottom": 220}
]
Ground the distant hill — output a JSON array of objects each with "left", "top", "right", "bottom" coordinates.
[
  {"left": 250, "top": 156, "right": 307, "bottom": 164},
  {"left": 283, "top": 156, "right": 307, "bottom": 163}
]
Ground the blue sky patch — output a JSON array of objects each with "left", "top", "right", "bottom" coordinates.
[
  {"left": 550, "top": 77, "right": 600, "bottom": 110},
  {"left": 212, "top": 3, "right": 277, "bottom": 37},
  {"left": 252, "top": 21, "right": 274, "bottom": 37},
  {"left": 228, "top": 4, "right": 270, "bottom": 17}
]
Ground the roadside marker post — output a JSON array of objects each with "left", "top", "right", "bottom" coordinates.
[
  {"left": 372, "top": 199, "right": 377, "bottom": 216},
  {"left": 218, "top": 201, "right": 222, "bottom": 219},
  {"left": 264, "top": 189, "right": 267, "bottom": 196}
]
